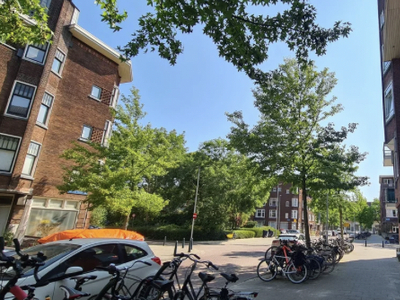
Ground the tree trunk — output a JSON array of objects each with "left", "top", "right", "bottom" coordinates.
[
  {"left": 302, "top": 176, "right": 311, "bottom": 249},
  {"left": 124, "top": 213, "right": 130, "bottom": 230},
  {"left": 339, "top": 205, "right": 343, "bottom": 240}
]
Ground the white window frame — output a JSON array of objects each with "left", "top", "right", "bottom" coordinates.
[
  {"left": 380, "top": 10, "right": 385, "bottom": 28},
  {"left": 0, "top": 133, "right": 21, "bottom": 174},
  {"left": 384, "top": 83, "right": 394, "bottom": 123},
  {"left": 110, "top": 86, "right": 119, "bottom": 108},
  {"left": 291, "top": 223, "right": 297, "bottom": 230},
  {"left": 21, "top": 141, "right": 41, "bottom": 179},
  {"left": 51, "top": 48, "right": 66, "bottom": 76},
  {"left": 90, "top": 85, "right": 102, "bottom": 101},
  {"left": 4, "top": 81, "right": 37, "bottom": 119},
  {"left": 272, "top": 187, "right": 276, "bottom": 192},
  {"left": 291, "top": 210, "right": 298, "bottom": 219},
  {"left": 285, "top": 201, "right": 289, "bottom": 207},
  {"left": 101, "top": 120, "right": 112, "bottom": 147},
  {"left": 269, "top": 198, "right": 277, "bottom": 207},
  {"left": 285, "top": 213, "right": 289, "bottom": 219},
  {"left": 286, "top": 189, "right": 290, "bottom": 194},
  {"left": 36, "top": 91, "right": 54, "bottom": 127},
  {"left": 269, "top": 210, "right": 277, "bottom": 218},
  {"left": 23, "top": 43, "right": 49, "bottom": 65},
  {"left": 80, "top": 125, "right": 92, "bottom": 142},
  {"left": 292, "top": 198, "right": 298, "bottom": 207},
  {"left": 255, "top": 209, "right": 265, "bottom": 218},
  {"left": 26, "top": 198, "right": 80, "bottom": 237}
]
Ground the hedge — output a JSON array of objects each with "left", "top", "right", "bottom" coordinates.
[
  {"left": 244, "top": 226, "right": 280, "bottom": 237},
  {"left": 232, "top": 230, "right": 256, "bottom": 239},
  {"left": 131, "top": 225, "right": 227, "bottom": 241}
]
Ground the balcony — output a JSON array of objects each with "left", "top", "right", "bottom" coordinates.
[
  {"left": 384, "top": 145, "right": 393, "bottom": 166},
  {"left": 383, "top": 1, "right": 400, "bottom": 61}
]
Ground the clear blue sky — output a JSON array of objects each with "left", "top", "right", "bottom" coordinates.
[{"left": 74, "top": 0, "right": 388, "bottom": 202}]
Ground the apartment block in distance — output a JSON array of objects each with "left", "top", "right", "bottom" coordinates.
[
  {"left": 0, "top": 0, "right": 132, "bottom": 240},
  {"left": 253, "top": 183, "right": 318, "bottom": 232},
  {"left": 379, "top": 176, "right": 398, "bottom": 233},
  {"left": 378, "top": 0, "right": 400, "bottom": 233}
]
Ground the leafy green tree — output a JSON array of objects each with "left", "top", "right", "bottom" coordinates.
[
  {"left": 0, "top": 0, "right": 52, "bottom": 45},
  {"left": 227, "top": 58, "right": 367, "bottom": 247},
  {"left": 58, "top": 87, "right": 186, "bottom": 229},
  {"left": 3, "top": 1, "right": 351, "bottom": 81},
  {"left": 153, "top": 139, "right": 272, "bottom": 230}
]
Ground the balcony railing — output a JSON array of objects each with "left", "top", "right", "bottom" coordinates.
[{"left": 383, "top": 147, "right": 393, "bottom": 166}]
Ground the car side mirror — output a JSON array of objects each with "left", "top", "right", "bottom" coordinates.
[{"left": 65, "top": 266, "right": 84, "bottom": 275}]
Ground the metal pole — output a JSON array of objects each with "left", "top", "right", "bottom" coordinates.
[
  {"left": 326, "top": 194, "right": 329, "bottom": 243},
  {"left": 277, "top": 183, "right": 280, "bottom": 233},
  {"left": 190, "top": 168, "right": 201, "bottom": 244}
]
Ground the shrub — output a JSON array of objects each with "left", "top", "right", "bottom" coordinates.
[
  {"left": 232, "top": 230, "right": 256, "bottom": 239},
  {"left": 242, "top": 221, "right": 257, "bottom": 228},
  {"left": 242, "top": 226, "right": 280, "bottom": 237}
]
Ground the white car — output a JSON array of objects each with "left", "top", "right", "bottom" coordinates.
[
  {"left": 271, "top": 233, "right": 306, "bottom": 247},
  {"left": 1, "top": 238, "right": 161, "bottom": 300}
]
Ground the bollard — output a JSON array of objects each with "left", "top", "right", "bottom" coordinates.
[
  {"left": 163, "top": 236, "right": 167, "bottom": 246},
  {"left": 174, "top": 241, "right": 178, "bottom": 256},
  {"left": 182, "top": 238, "right": 185, "bottom": 248},
  {"left": 365, "top": 239, "right": 367, "bottom": 247},
  {"left": 189, "top": 238, "right": 193, "bottom": 252},
  {"left": 382, "top": 240, "right": 384, "bottom": 248}
]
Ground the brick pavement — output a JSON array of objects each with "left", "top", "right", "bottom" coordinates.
[{"left": 147, "top": 235, "right": 400, "bottom": 300}]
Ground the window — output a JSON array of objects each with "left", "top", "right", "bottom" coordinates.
[
  {"left": 380, "top": 10, "right": 384, "bottom": 28},
  {"left": 272, "top": 187, "right": 276, "bottom": 192},
  {"left": 123, "top": 245, "right": 147, "bottom": 263},
  {"left": 386, "top": 188, "right": 395, "bottom": 203},
  {"left": 90, "top": 85, "right": 102, "bottom": 100},
  {"left": 22, "top": 142, "right": 41, "bottom": 177},
  {"left": 382, "top": 45, "right": 391, "bottom": 74},
  {"left": 51, "top": 49, "right": 65, "bottom": 75},
  {"left": 6, "top": 81, "right": 36, "bottom": 118},
  {"left": 36, "top": 92, "right": 54, "bottom": 126},
  {"left": 291, "top": 210, "right": 298, "bottom": 219},
  {"left": 286, "top": 189, "right": 290, "bottom": 194},
  {"left": 80, "top": 125, "right": 92, "bottom": 141},
  {"left": 383, "top": 178, "right": 393, "bottom": 186},
  {"left": 285, "top": 213, "right": 289, "bottom": 219},
  {"left": 269, "top": 210, "right": 276, "bottom": 218},
  {"left": 24, "top": 43, "right": 48, "bottom": 64},
  {"left": 255, "top": 209, "right": 265, "bottom": 218},
  {"left": 292, "top": 198, "right": 298, "bottom": 207},
  {"left": 26, "top": 198, "right": 80, "bottom": 237},
  {"left": 40, "top": 0, "right": 52, "bottom": 8},
  {"left": 102, "top": 120, "right": 112, "bottom": 147},
  {"left": 291, "top": 223, "right": 297, "bottom": 230},
  {"left": 0, "top": 134, "right": 21, "bottom": 173},
  {"left": 285, "top": 201, "right": 289, "bottom": 207},
  {"left": 110, "top": 86, "right": 119, "bottom": 108},
  {"left": 392, "top": 210, "right": 398, "bottom": 218},
  {"left": 384, "top": 83, "right": 394, "bottom": 123},
  {"left": 278, "top": 187, "right": 281, "bottom": 192},
  {"left": 269, "top": 199, "right": 277, "bottom": 207}
]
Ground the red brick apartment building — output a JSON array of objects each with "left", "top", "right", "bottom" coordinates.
[
  {"left": 253, "top": 183, "right": 318, "bottom": 232},
  {"left": 0, "top": 0, "right": 132, "bottom": 240},
  {"left": 378, "top": 0, "right": 400, "bottom": 233},
  {"left": 379, "top": 176, "right": 397, "bottom": 233}
]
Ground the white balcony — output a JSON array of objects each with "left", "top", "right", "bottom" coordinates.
[{"left": 383, "top": 0, "right": 400, "bottom": 61}]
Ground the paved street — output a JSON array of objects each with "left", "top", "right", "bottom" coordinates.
[{"left": 148, "top": 235, "right": 400, "bottom": 300}]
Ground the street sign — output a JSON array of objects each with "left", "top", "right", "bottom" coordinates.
[
  {"left": 294, "top": 219, "right": 297, "bottom": 223},
  {"left": 193, "top": 213, "right": 198, "bottom": 219}
]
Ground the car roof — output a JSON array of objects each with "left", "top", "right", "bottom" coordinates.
[
  {"left": 279, "top": 234, "right": 302, "bottom": 237},
  {"left": 40, "top": 238, "right": 148, "bottom": 247}
]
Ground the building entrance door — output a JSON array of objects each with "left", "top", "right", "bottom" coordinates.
[{"left": 0, "top": 196, "right": 13, "bottom": 235}]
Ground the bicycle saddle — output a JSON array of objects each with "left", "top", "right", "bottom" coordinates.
[{"left": 198, "top": 272, "right": 215, "bottom": 283}]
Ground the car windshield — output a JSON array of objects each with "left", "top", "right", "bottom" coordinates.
[{"left": 1, "top": 243, "right": 81, "bottom": 278}]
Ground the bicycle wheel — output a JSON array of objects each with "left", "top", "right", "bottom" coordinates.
[
  {"left": 136, "top": 279, "right": 172, "bottom": 300},
  {"left": 306, "top": 257, "right": 321, "bottom": 280},
  {"left": 264, "top": 246, "right": 279, "bottom": 260},
  {"left": 199, "top": 293, "right": 221, "bottom": 300},
  {"left": 286, "top": 262, "right": 308, "bottom": 284},
  {"left": 256, "top": 259, "right": 277, "bottom": 282}
]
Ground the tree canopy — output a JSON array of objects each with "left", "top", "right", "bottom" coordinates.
[
  {"left": 227, "top": 58, "right": 367, "bottom": 246},
  {"left": 3, "top": 0, "right": 351, "bottom": 82},
  {"left": 58, "top": 87, "right": 186, "bottom": 229}
]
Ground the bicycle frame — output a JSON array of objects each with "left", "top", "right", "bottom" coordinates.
[{"left": 271, "top": 245, "right": 301, "bottom": 276}]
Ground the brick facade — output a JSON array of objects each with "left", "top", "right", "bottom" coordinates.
[{"left": 0, "top": 0, "right": 131, "bottom": 240}]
